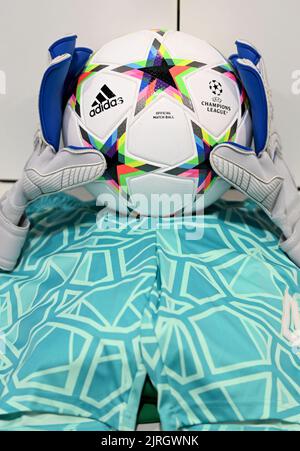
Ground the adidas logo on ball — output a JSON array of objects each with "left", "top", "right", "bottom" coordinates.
[{"left": 90, "top": 84, "right": 124, "bottom": 117}]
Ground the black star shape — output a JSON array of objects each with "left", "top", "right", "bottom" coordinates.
[{"left": 138, "top": 58, "right": 178, "bottom": 90}]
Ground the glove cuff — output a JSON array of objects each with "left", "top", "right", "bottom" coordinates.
[
  {"left": 280, "top": 219, "right": 300, "bottom": 268},
  {"left": 0, "top": 207, "right": 30, "bottom": 271}
]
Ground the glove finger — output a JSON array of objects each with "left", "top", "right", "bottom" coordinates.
[
  {"left": 233, "top": 58, "right": 269, "bottom": 154},
  {"left": 39, "top": 54, "right": 72, "bottom": 151},
  {"left": 48, "top": 35, "right": 77, "bottom": 60},
  {"left": 235, "top": 40, "right": 261, "bottom": 66},
  {"left": 210, "top": 143, "right": 284, "bottom": 214}
]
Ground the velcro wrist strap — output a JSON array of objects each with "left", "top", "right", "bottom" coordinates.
[
  {"left": 1, "top": 189, "right": 26, "bottom": 225},
  {"left": 280, "top": 219, "right": 300, "bottom": 268},
  {"left": 0, "top": 208, "right": 30, "bottom": 271}
]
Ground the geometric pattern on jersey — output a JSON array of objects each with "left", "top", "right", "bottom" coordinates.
[
  {"left": 68, "top": 36, "right": 249, "bottom": 197},
  {"left": 0, "top": 194, "right": 299, "bottom": 431}
]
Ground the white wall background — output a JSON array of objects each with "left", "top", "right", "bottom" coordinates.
[{"left": 0, "top": 0, "right": 300, "bottom": 184}]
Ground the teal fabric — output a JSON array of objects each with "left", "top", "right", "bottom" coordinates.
[{"left": 0, "top": 194, "right": 299, "bottom": 431}]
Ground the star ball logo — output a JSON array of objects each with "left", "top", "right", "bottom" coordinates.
[{"left": 90, "top": 84, "right": 124, "bottom": 118}]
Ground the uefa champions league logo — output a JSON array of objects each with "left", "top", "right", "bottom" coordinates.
[
  {"left": 0, "top": 70, "right": 6, "bottom": 95},
  {"left": 202, "top": 79, "right": 231, "bottom": 116}
]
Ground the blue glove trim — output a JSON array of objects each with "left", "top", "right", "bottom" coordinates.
[
  {"left": 63, "top": 47, "right": 93, "bottom": 107},
  {"left": 39, "top": 55, "right": 72, "bottom": 151},
  {"left": 233, "top": 59, "right": 268, "bottom": 154},
  {"left": 220, "top": 142, "right": 254, "bottom": 152},
  {"left": 235, "top": 40, "right": 261, "bottom": 66}
]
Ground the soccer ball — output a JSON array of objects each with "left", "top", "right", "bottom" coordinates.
[{"left": 63, "top": 30, "right": 252, "bottom": 217}]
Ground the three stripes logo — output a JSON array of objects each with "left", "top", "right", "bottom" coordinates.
[{"left": 90, "top": 84, "right": 124, "bottom": 117}]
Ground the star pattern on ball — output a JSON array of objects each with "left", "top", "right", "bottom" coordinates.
[{"left": 113, "top": 38, "right": 206, "bottom": 115}]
